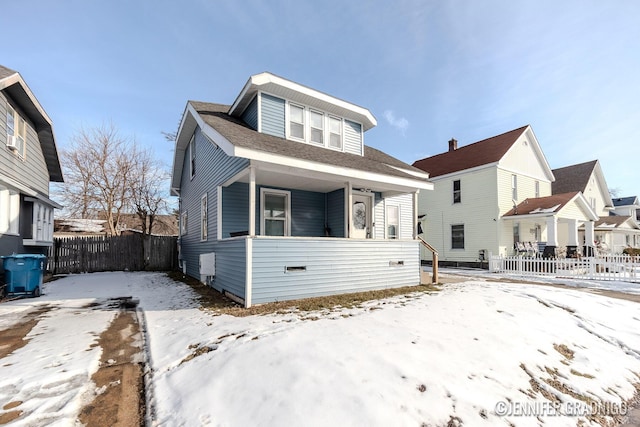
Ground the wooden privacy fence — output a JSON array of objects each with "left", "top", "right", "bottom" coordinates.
[
  {"left": 48, "top": 235, "right": 178, "bottom": 274},
  {"left": 489, "top": 253, "right": 640, "bottom": 283}
]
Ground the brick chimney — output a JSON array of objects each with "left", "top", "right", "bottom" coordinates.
[{"left": 448, "top": 138, "right": 458, "bottom": 151}]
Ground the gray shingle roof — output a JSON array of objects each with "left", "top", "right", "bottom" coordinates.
[
  {"left": 551, "top": 160, "right": 597, "bottom": 194},
  {"left": 191, "top": 101, "right": 428, "bottom": 182},
  {"left": 0, "top": 65, "right": 17, "bottom": 80}
]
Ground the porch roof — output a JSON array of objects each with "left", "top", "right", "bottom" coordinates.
[
  {"left": 502, "top": 192, "right": 599, "bottom": 221},
  {"left": 592, "top": 215, "right": 640, "bottom": 230},
  {"left": 171, "top": 101, "right": 432, "bottom": 193}
]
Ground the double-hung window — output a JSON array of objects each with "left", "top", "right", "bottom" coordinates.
[
  {"left": 511, "top": 175, "right": 518, "bottom": 201},
  {"left": 328, "top": 116, "right": 342, "bottom": 149},
  {"left": 287, "top": 103, "right": 344, "bottom": 150},
  {"left": 453, "top": 180, "right": 461, "bottom": 203},
  {"left": 181, "top": 211, "right": 188, "bottom": 235},
  {"left": 451, "top": 224, "right": 464, "bottom": 249},
  {"left": 289, "top": 104, "right": 305, "bottom": 140},
  {"left": 6, "top": 105, "right": 26, "bottom": 158},
  {"left": 189, "top": 135, "right": 196, "bottom": 179},
  {"left": 261, "top": 188, "right": 290, "bottom": 236},
  {"left": 309, "top": 110, "right": 324, "bottom": 145},
  {"left": 201, "top": 194, "right": 208, "bottom": 241}
]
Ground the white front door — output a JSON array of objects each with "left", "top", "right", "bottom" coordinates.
[{"left": 351, "top": 194, "right": 372, "bottom": 239}]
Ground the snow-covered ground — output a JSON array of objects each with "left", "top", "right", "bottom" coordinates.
[{"left": 0, "top": 271, "right": 639, "bottom": 426}]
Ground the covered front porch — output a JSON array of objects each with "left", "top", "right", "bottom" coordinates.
[
  {"left": 502, "top": 192, "right": 599, "bottom": 258},
  {"left": 207, "top": 161, "right": 432, "bottom": 306},
  {"left": 218, "top": 161, "right": 428, "bottom": 241}
]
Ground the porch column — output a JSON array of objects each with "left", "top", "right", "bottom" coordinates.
[
  {"left": 584, "top": 221, "right": 595, "bottom": 256},
  {"left": 345, "top": 182, "right": 352, "bottom": 238},
  {"left": 566, "top": 218, "right": 579, "bottom": 257},
  {"left": 413, "top": 191, "right": 419, "bottom": 239},
  {"left": 249, "top": 167, "right": 256, "bottom": 237},
  {"left": 543, "top": 216, "right": 558, "bottom": 258}
]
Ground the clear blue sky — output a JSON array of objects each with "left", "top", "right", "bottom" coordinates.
[{"left": 4, "top": 1, "right": 639, "bottom": 199}]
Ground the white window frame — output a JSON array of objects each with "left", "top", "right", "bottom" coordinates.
[
  {"left": 511, "top": 174, "right": 518, "bottom": 201},
  {"left": 535, "top": 180, "right": 540, "bottom": 198},
  {"left": 181, "top": 211, "right": 188, "bottom": 235},
  {"left": 260, "top": 188, "right": 291, "bottom": 237},
  {"left": 288, "top": 103, "right": 305, "bottom": 141},
  {"left": 200, "top": 193, "right": 208, "bottom": 241},
  {"left": 328, "top": 115, "right": 342, "bottom": 150},
  {"left": 453, "top": 179, "right": 461, "bottom": 204},
  {"left": 386, "top": 203, "right": 400, "bottom": 239},
  {"left": 309, "top": 109, "right": 324, "bottom": 145},
  {"left": 285, "top": 101, "right": 345, "bottom": 152},
  {"left": 189, "top": 134, "right": 196, "bottom": 180},
  {"left": 451, "top": 224, "right": 465, "bottom": 249},
  {"left": 6, "top": 105, "right": 26, "bottom": 159}
]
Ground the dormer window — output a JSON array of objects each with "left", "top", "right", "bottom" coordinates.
[
  {"left": 310, "top": 110, "right": 324, "bottom": 144},
  {"left": 329, "top": 116, "right": 342, "bottom": 149},
  {"left": 287, "top": 102, "right": 344, "bottom": 151},
  {"left": 289, "top": 104, "right": 305, "bottom": 140}
]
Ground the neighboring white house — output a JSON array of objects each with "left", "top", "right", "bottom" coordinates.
[
  {"left": 552, "top": 161, "right": 640, "bottom": 254},
  {"left": 412, "top": 125, "right": 598, "bottom": 264},
  {"left": 611, "top": 196, "right": 640, "bottom": 218}
]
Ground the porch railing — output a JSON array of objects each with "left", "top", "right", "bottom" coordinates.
[
  {"left": 489, "top": 253, "right": 640, "bottom": 283},
  {"left": 417, "top": 236, "right": 438, "bottom": 284}
]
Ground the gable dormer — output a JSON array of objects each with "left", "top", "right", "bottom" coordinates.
[{"left": 228, "top": 72, "right": 376, "bottom": 156}]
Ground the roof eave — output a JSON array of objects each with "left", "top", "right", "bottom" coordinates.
[
  {"left": 1, "top": 72, "right": 63, "bottom": 182},
  {"left": 228, "top": 72, "right": 377, "bottom": 131}
]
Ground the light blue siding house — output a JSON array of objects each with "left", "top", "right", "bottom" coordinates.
[{"left": 170, "top": 72, "right": 433, "bottom": 307}]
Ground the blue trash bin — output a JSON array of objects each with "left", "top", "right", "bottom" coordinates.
[{"left": 1, "top": 254, "right": 46, "bottom": 297}]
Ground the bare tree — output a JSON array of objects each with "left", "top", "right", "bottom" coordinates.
[
  {"left": 609, "top": 187, "right": 622, "bottom": 199},
  {"left": 130, "top": 147, "right": 169, "bottom": 238},
  {"left": 60, "top": 123, "right": 169, "bottom": 236}
]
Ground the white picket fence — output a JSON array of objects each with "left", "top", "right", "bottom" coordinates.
[{"left": 489, "top": 253, "right": 640, "bottom": 283}]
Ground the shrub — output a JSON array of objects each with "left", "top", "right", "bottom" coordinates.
[{"left": 622, "top": 247, "right": 640, "bottom": 256}]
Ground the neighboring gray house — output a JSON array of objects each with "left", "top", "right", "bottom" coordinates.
[
  {"left": 170, "top": 72, "right": 433, "bottom": 307},
  {"left": 0, "top": 65, "right": 63, "bottom": 261}
]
